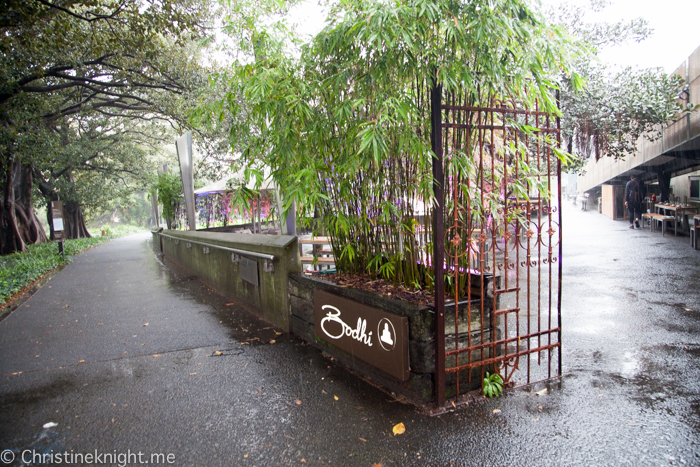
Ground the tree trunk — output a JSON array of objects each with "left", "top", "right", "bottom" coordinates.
[
  {"left": 16, "top": 164, "right": 48, "bottom": 244},
  {"left": 1, "top": 158, "right": 48, "bottom": 255},
  {"left": 36, "top": 169, "right": 91, "bottom": 241},
  {"left": 63, "top": 199, "right": 91, "bottom": 239},
  {"left": 1, "top": 158, "right": 26, "bottom": 254}
]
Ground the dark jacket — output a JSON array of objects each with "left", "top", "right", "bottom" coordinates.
[{"left": 625, "top": 179, "right": 644, "bottom": 206}]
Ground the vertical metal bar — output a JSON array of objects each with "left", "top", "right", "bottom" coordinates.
[
  {"left": 451, "top": 92, "right": 461, "bottom": 398},
  {"left": 546, "top": 110, "right": 553, "bottom": 379},
  {"left": 535, "top": 102, "right": 542, "bottom": 369},
  {"left": 431, "top": 79, "right": 446, "bottom": 407},
  {"left": 489, "top": 101, "right": 497, "bottom": 368},
  {"left": 556, "top": 91, "right": 563, "bottom": 378},
  {"left": 525, "top": 109, "right": 532, "bottom": 382}
]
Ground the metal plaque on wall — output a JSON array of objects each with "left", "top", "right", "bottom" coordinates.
[
  {"left": 314, "top": 289, "right": 409, "bottom": 381},
  {"left": 239, "top": 256, "right": 259, "bottom": 286}
]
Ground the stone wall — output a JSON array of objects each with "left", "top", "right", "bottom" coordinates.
[{"left": 152, "top": 229, "right": 301, "bottom": 331}]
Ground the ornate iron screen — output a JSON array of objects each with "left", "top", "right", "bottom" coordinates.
[{"left": 431, "top": 85, "right": 563, "bottom": 407}]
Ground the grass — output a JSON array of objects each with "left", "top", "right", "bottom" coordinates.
[{"left": 0, "top": 225, "right": 148, "bottom": 305}]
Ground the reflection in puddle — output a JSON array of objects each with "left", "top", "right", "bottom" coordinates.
[{"left": 620, "top": 351, "right": 638, "bottom": 378}]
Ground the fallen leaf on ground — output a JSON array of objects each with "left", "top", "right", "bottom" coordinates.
[
  {"left": 392, "top": 423, "right": 406, "bottom": 435},
  {"left": 269, "top": 340, "right": 276, "bottom": 344},
  {"left": 334, "top": 395, "right": 339, "bottom": 401},
  {"left": 189, "top": 373, "right": 197, "bottom": 376},
  {"left": 535, "top": 388, "right": 548, "bottom": 396},
  {"left": 243, "top": 454, "right": 248, "bottom": 458},
  {"left": 214, "top": 351, "right": 223, "bottom": 356},
  {"left": 301, "top": 459, "right": 306, "bottom": 463},
  {"left": 359, "top": 438, "right": 367, "bottom": 442},
  {"left": 111, "top": 418, "right": 115, "bottom": 424},
  {"left": 372, "top": 463, "right": 382, "bottom": 467},
  {"left": 493, "top": 409, "right": 501, "bottom": 414},
  {"left": 296, "top": 399, "right": 302, "bottom": 405},
  {"left": 78, "top": 360, "right": 85, "bottom": 363},
  {"left": 274, "top": 331, "right": 282, "bottom": 336},
  {"left": 153, "top": 354, "right": 162, "bottom": 358},
  {"left": 142, "top": 323, "right": 149, "bottom": 327},
  {"left": 258, "top": 388, "right": 262, "bottom": 393}
]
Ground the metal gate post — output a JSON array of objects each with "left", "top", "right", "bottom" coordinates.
[{"left": 430, "top": 79, "right": 445, "bottom": 407}]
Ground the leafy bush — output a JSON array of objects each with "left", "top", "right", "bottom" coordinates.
[{"left": 482, "top": 372, "right": 504, "bottom": 398}]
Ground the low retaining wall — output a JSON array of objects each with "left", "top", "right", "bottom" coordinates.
[
  {"left": 152, "top": 229, "right": 300, "bottom": 331},
  {"left": 288, "top": 273, "right": 498, "bottom": 405}
]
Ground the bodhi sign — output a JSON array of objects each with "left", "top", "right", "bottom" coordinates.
[{"left": 314, "top": 289, "right": 409, "bottom": 381}]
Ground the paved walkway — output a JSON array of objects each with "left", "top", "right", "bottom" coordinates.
[{"left": 1, "top": 205, "right": 699, "bottom": 466}]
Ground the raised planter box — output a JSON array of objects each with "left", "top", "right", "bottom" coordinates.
[{"left": 288, "top": 273, "right": 498, "bottom": 405}]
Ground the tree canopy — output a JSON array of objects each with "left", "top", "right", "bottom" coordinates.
[
  {"left": 1, "top": 0, "right": 214, "bottom": 254},
  {"left": 549, "top": 0, "right": 685, "bottom": 165}
]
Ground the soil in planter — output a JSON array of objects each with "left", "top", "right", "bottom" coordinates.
[{"left": 309, "top": 272, "right": 436, "bottom": 306}]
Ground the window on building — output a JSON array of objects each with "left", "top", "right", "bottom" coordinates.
[{"left": 691, "top": 176, "right": 700, "bottom": 200}]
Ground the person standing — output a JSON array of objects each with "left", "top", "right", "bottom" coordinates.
[{"left": 625, "top": 175, "right": 644, "bottom": 229}]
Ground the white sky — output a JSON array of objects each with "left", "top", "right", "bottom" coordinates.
[
  {"left": 553, "top": 0, "right": 700, "bottom": 73},
  {"left": 288, "top": 0, "right": 700, "bottom": 74}
]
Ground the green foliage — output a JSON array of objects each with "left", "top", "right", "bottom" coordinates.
[
  {"left": 0, "top": 224, "right": 149, "bottom": 304},
  {"left": 482, "top": 372, "right": 504, "bottom": 398},
  {"left": 197, "top": 0, "right": 581, "bottom": 293},
  {"left": 0, "top": 238, "right": 106, "bottom": 305},
  {"left": 88, "top": 224, "right": 147, "bottom": 238},
  {"left": 549, "top": 1, "right": 686, "bottom": 165},
  {"left": 155, "top": 172, "right": 184, "bottom": 229},
  {"left": 0, "top": 0, "right": 216, "bottom": 251}
]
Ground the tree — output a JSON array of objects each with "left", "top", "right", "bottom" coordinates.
[
  {"left": 33, "top": 115, "right": 166, "bottom": 239},
  {"left": 0, "top": 0, "right": 213, "bottom": 254},
  {"left": 155, "top": 171, "right": 183, "bottom": 230},
  {"left": 549, "top": 0, "right": 685, "bottom": 166}
]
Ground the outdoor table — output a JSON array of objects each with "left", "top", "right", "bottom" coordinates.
[{"left": 654, "top": 204, "right": 698, "bottom": 235}]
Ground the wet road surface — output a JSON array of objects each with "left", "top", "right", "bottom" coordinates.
[{"left": 1, "top": 203, "right": 699, "bottom": 466}]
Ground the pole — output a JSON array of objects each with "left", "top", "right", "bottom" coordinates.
[{"left": 431, "top": 75, "right": 445, "bottom": 407}]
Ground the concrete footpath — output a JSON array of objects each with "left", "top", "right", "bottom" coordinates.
[{"left": 1, "top": 204, "right": 699, "bottom": 466}]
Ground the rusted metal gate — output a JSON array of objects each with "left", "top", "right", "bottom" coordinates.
[{"left": 431, "top": 84, "right": 563, "bottom": 407}]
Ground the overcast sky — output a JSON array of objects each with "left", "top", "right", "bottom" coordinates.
[
  {"left": 559, "top": 0, "right": 700, "bottom": 73},
  {"left": 288, "top": 0, "right": 700, "bottom": 74}
]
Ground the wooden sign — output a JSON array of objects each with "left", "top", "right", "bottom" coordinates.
[
  {"left": 314, "top": 289, "right": 409, "bottom": 381},
  {"left": 51, "top": 201, "right": 64, "bottom": 241}
]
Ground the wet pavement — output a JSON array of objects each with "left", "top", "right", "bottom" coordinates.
[{"left": 1, "top": 203, "right": 699, "bottom": 466}]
